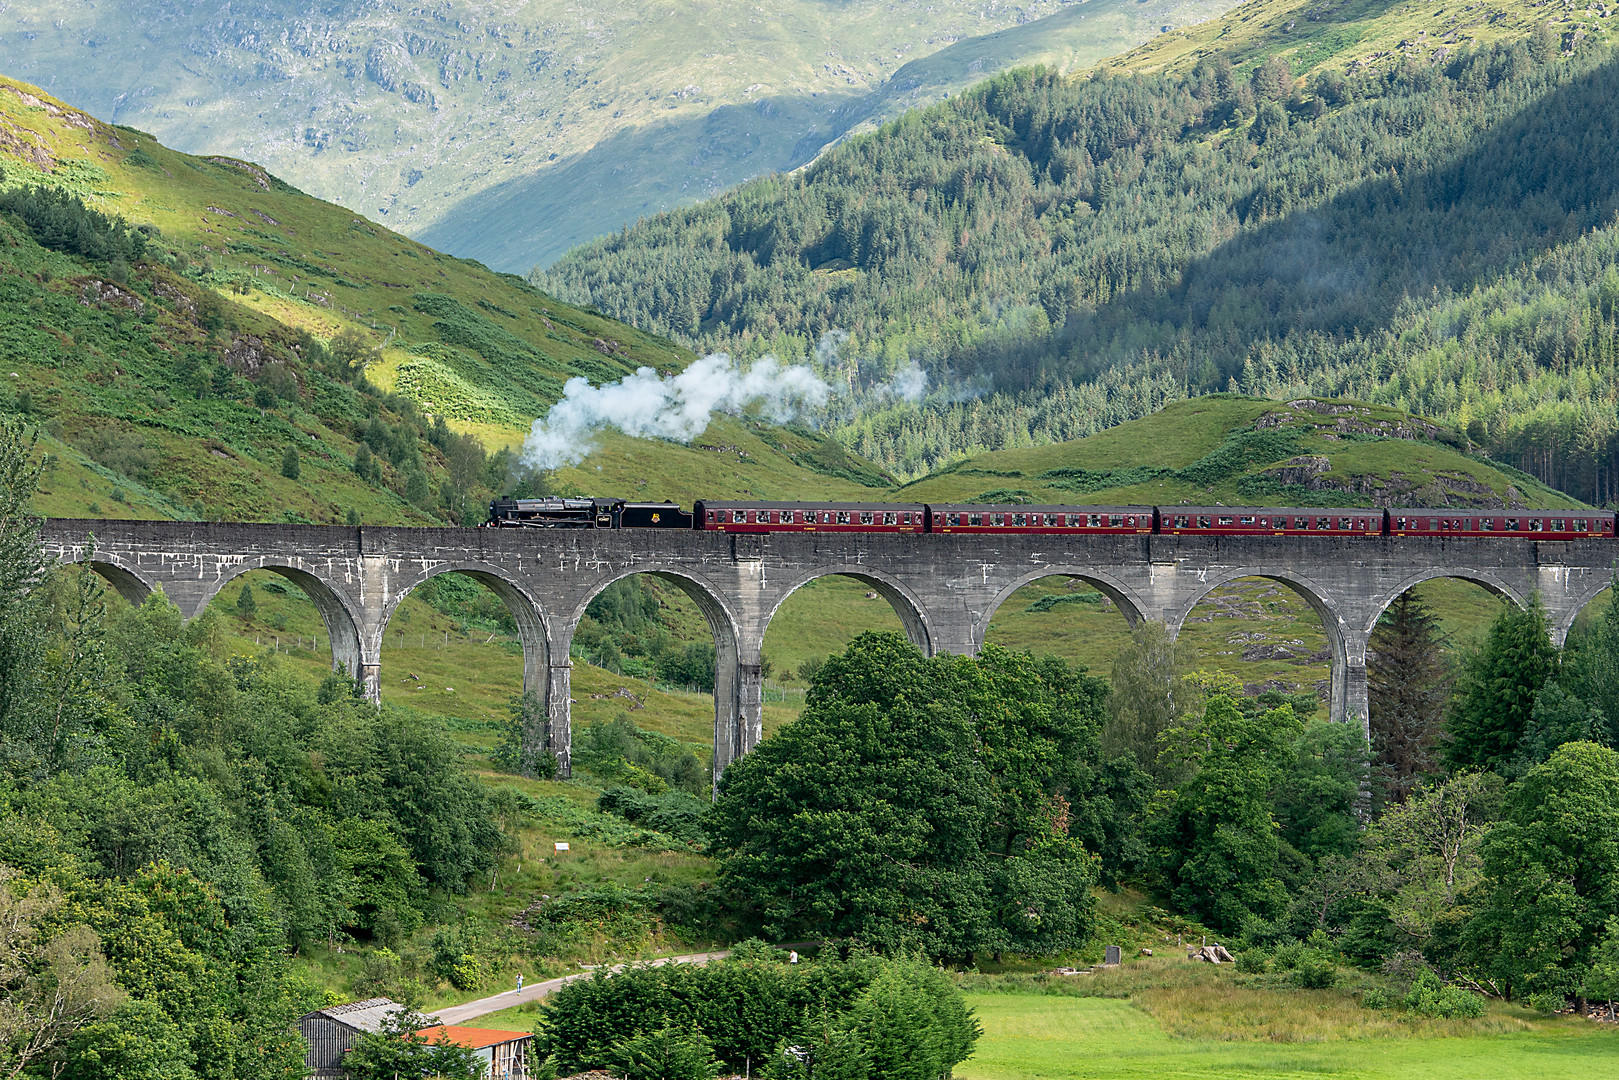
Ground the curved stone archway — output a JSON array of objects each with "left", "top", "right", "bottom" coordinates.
[
  {"left": 1359, "top": 568, "right": 1528, "bottom": 640},
  {"left": 975, "top": 567, "right": 1150, "bottom": 652},
  {"left": 568, "top": 566, "right": 747, "bottom": 789},
  {"left": 190, "top": 562, "right": 368, "bottom": 694},
  {"left": 763, "top": 564, "right": 938, "bottom": 658},
  {"left": 378, "top": 563, "right": 553, "bottom": 698},
  {"left": 56, "top": 547, "right": 157, "bottom": 609},
  {"left": 1551, "top": 577, "right": 1617, "bottom": 648},
  {"left": 1168, "top": 568, "right": 1363, "bottom": 732}
]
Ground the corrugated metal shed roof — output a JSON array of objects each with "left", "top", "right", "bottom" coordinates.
[{"left": 311, "top": 998, "right": 407, "bottom": 1033}]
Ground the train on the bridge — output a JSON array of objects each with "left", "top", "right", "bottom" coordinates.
[{"left": 485, "top": 498, "right": 1615, "bottom": 540}]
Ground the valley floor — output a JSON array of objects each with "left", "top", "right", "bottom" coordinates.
[{"left": 962, "top": 992, "right": 1619, "bottom": 1080}]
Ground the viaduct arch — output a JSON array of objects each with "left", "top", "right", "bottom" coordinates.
[{"left": 39, "top": 519, "right": 1619, "bottom": 784}]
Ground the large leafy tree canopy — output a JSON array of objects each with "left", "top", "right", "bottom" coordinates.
[
  {"left": 708, "top": 632, "right": 1143, "bottom": 958},
  {"left": 1149, "top": 684, "right": 1305, "bottom": 933}
]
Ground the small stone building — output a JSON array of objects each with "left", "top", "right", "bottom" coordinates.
[
  {"left": 297, "top": 998, "right": 406, "bottom": 1078},
  {"left": 416, "top": 1025, "right": 534, "bottom": 1079}
]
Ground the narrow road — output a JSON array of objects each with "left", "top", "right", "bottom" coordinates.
[{"left": 431, "top": 951, "right": 730, "bottom": 1026}]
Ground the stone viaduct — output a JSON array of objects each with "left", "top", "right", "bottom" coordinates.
[{"left": 39, "top": 518, "right": 1619, "bottom": 780}]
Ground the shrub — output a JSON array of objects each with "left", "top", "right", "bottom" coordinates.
[
  {"left": 1288, "top": 955, "right": 1338, "bottom": 989},
  {"left": 1403, "top": 971, "right": 1485, "bottom": 1018},
  {"left": 1361, "top": 988, "right": 1393, "bottom": 1010},
  {"left": 280, "top": 446, "right": 301, "bottom": 479},
  {"left": 1235, "top": 949, "right": 1270, "bottom": 975}
]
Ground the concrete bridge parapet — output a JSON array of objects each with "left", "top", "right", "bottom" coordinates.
[{"left": 41, "top": 519, "right": 1619, "bottom": 785}]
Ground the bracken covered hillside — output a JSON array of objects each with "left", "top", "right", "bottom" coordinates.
[{"left": 0, "top": 76, "right": 893, "bottom": 523}]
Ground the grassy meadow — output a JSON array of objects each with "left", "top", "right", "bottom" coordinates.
[{"left": 961, "top": 988, "right": 1619, "bottom": 1080}]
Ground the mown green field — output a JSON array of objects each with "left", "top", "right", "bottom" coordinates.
[{"left": 960, "top": 992, "right": 1619, "bottom": 1080}]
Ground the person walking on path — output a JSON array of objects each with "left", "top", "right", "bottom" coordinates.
[{"left": 515, "top": 974, "right": 524, "bottom": 994}]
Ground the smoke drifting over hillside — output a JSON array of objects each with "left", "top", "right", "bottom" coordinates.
[{"left": 522, "top": 355, "right": 830, "bottom": 470}]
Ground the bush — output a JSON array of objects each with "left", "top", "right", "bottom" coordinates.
[
  {"left": 1361, "top": 988, "right": 1393, "bottom": 1010},
  {"left": 1235, "top": 948, "right": 1270, "bottom": 975},
  {"left": 536, "top": 954, "right": 981, "bottom": 1075},
  {"left": 1287, "top": 955, "right": 1338, "bottom": 989},
  {"left": 1403, "top": 971, "right": 1485, "bottom": 1018}
]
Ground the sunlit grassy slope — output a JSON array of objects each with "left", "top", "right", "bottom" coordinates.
[
  {"left": 0, "top": 76, "right": 898, "bottom": 520},
  {"left": 1100, "top": 0, "right": 1609, "bottom": 85},
  {"left": 899, "top": 396, "right": 1582, "bottom": 510}
]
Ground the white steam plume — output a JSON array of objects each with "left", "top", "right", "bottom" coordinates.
[
  {"left": 879, "top": 361, "right": 927, "bottom": 404},
  {"left": 522, "top": 354, "right": 830, "bottom": 470}
]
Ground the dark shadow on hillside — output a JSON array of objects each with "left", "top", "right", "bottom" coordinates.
[
  {"left": 1037, "top": 54, "right": 1619, "bottom": 388},
  {"left": 419, "top": 90, "right": 863, "bottom": 272}
]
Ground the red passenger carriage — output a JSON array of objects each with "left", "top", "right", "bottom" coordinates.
[
  {"left": 930, "top": 504, "right": 1155, "bottom": 534},
  {"left": 694, "top": 501, "right": 926, "bottom": 533},
  {"left": 1388, "top": 510, "right": 1612, "bottom": 539},
  {"left": 1159, "top": 507, "right": 1384, "bottom": 537}
]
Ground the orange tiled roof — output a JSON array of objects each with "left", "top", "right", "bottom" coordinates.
[{"left": 416, "top": 1025, "right": 531, "bottom": 1050}]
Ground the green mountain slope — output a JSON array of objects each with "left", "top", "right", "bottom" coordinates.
[
  {"left": 0, "top": 0, "right": 1237, "bottom": 272},
  {"left": 416, "top": 0, "right": 1237, "bottom": 271},
  {"left": 543, "top": 13, "right": 1619, "bottom": 505},
  {"left": 898, "top": 396, "right": 1582, "bottom": 508},
  {"left": 0, "top": 77, "right": 892, "bottom": 523}
]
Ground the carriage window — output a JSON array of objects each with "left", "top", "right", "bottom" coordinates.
[
  {"left": 1530, "top": 518, "right": 1543, "bottom": 532},
  {"left": 1217, "top": 516, "right": 1234, "bottom": 526},
  {"left": 969, "top": 514, "right": 983, "bottom": 526},
  {"left": 1110, "top": 515, "right": 1123, "bottom": 527},
  {"left": 1044, "top": 514, "right": 1058, "bottom": 527},
  {"left": 707, "top": 510, "right": 717, "bottom": 522},
  {"left": 1089, "top": 515, "right": 1103, "bottom": 527},
  {"left": 1258, "top": 517, "right": 1269, "bottom": 528},
  {"left": 1396, "top": 517, "right": 1407, "bottom": 530},
  {"left": 837, "top": 511, "right": 851, "bottom": 525},
  {"left": 992, "top": 514, "right": 1005, "bottom": 526},
  {"left": 1240, "top": 516, "right": 1255, "bottom": 525},
  {"left": 859, "top": 512, "right": 874, "bottom": 525},
  {"left": 1506, "top": 518, "right": 1519, "bottom": 531},
  {"left": 1198, "top": 516, "right": 1212, "bottom": 528},
  {"left": 1481, "top": 518, "right": 1494, "bottom": 530},
  {"left": 1013, "top": 513, "right": 1027, "bottom": 527},
  {"left": 900, "top": 512, "right": 910, "bottom": 525},
  {"left": 883, "top": 512, "right": 896, "bottom": 525},
  {"left": 946, "top": 513, "right": 960, "bottom": 526},
  {"left": 1316, "top": 518, "right": 1328, "bottom": 529},
  {"left": 1175, "top": 515, "right": 1190, "bottom": 528},
  {"left": 1339, "top": 518, "right": 1351, "bottom": 530}
]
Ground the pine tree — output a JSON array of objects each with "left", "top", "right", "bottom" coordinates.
[
  {"left": 280, "top": 445, "right": 300, "bottom": 480},
  {"left": 236, "top": 581, "right": 257, "bottom": 619},
  {"left": 1445, "top": 595, "right": 1557, "bottom": 772},
  {"left": 1369, "top": 591, "right": 1452, "bottom": 801}
]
